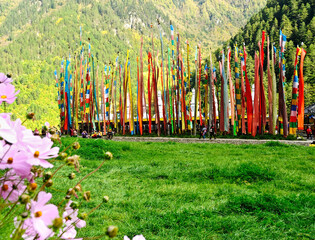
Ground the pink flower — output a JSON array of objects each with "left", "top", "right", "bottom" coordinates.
[
  {"left": 0, "top": 145, "right": 32, "bottom": 179},
  {"left": 0, "top": 114, "right": 17, "bottom": 144},
  {"left": 0, "top": 73, "right": 13, "bottom": 84},
  {"left": 58, "top": 200, "right": 86, "bottom": 240},
  {"left": 60, "top": 221, "right": 83, "bottom": 240},
  {"left": 124, "top": 235, "right": 146, "bottom": 240},
  {"left": 0, "top": 171, "right": 26, "bottom": 202},
  {"left": 27, "top": 137, "right": 59, "bottom": 168},
  {"left": 0, "top": 114, "right": 42, "bottom": 150},
  {"left": 63, "top": 200, "right": 86, "bottom": 229},
  {"left": 0, "top": 83, "right": 19, "bottom": 104},
  {"left": 26, "top": 191, "right": 59, "bottom": 239}
]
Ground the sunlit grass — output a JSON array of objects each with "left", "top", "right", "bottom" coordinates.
[{"left": 46, "top": 138, "right": 315, "bottom": 239}]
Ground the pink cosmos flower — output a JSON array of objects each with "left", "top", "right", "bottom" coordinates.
[
  {"left": 0, "top": 171, "right": 26, "bottom": 202},
  {"left": 0, "top": 73, "right": 13, "bottom": 84},
  {"left": 0, "top": 145, "right": 32, "bottom": 179},
  {"left": 0, "top": 114, "right": 17, "bottom": 144},
  {"left": 60, "top": 221, "right": 83, "bottom": 240},
  {"left": 58, "top": 200, "right": 86, "bottom": 240},
  {"left": 26, "top": 191, "right": 59, "bottom": 239},
  {"left": 1, "top": 115, "right": 39, "bottom": 149},
  {"left": 15, "top": 217, "right": 42, "bottom": 240},
  {"left": 63, "top": 200, "right": 86, "bottom": 229},
  {"left": 0, "top": 83, "right": 19, "bottom": 104},
  {"left": 27, "top": 137, "right": 59, "bottom": 168},
  {"left": 124, "top": 235, "right": 146, "bottom": 240}
]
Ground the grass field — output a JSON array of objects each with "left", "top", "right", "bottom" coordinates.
[{"left": 45, "top": 138, "right": 314, "bottom": 239}]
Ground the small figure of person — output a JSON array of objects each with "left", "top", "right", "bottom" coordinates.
[
  {"left": 91, "top": 132, "right": 98, "bottom": 138},
  {"left": 307, "top": 126, "right": 313, "bottom": 140},
  {"left": 202, "top": 125, "right": 207, "bottom": 139},
  {"left": 82, "top": 130, "right": 88, "bottom": 138},
  {"left": 199, "top": 125, "right": 207, "bottom": 139},
  {"left": 107, "top": 128, "right": 113, "bottom": 140},
  {"left": 41, "top": 127, "right": 46, "bottom": 137},
  {"left": 73, "top": 129, "right": 78, "bottom": 137},
  {"left": 97, "top": 131, "right": 102, "bottom": 138},
  {"left": 34, "top": 128, "right": 40, "bottom": 136},
  {"left": 210, "top": 125, "right": 216, "bottom": 140},
  {"left": 70, "top": 128, "right": 74, "bottom": 137}
]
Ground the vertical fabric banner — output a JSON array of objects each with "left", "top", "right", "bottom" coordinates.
[
  {"left": 222, "top": 50, "right": 229, "bottom": 132},
  {"left": 252, "top": 53, "right": 260, "bottom": 137},
  {"left": 279, "top": 30, "right": 288, "bottom": 137},
  {"left": 235, "top": 46, "right": 241, "bottom": 132},
  {"left": 289, "top": 47, "right": 301, "bottom": 135},
  {"left": 227, "top": 48, "right": 235, "bottom": 134},
  {"left": 128, "top": 62, "right": 134, "bottom": 135},
  {"left": 271, "top": 44, "right": 277, "bottom": 134},
  {"left": 258, "top": 40, "right": 266, "bottom": 134},
  {"left": 267, "top": 37, "right": 273, "bottom": 134},
  {"left": 243, "top": 45, "right": 253, "bottom": 134},
  {"left": 298, "top": 48, "right": 306, "bottom": 130},
  {"left": 219, "top": 61, "right": 224, "bottom": 133},
  {"left": 240, "top": 51, "right": 246, "bottom": 134}
]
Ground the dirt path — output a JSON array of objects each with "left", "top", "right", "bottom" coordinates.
[{"left": 112, "top": 136, "right": 313, "bottom": 146}]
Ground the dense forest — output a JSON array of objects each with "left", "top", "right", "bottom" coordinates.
[{"left": 216, "top": 0, "right": 315, "bottom": 113}]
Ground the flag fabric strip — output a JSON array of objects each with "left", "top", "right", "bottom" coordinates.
[
  {"left": 297, "top": 48, "right": 306, "bottom": 130},
  {"left": 289, "top": 47, "right": 301, "bottom": 135}
]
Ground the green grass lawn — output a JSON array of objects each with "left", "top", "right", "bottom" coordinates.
[{"left": 51, "top": 138, "right": 314, "bottom": 239}]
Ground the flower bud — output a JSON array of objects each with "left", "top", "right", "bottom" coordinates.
[
  {"left": 51, "top": 134, "right": 60, "bottom": 142},
  {"left": 68, "top": 173, "right": 76, "bottom": 180},
  {"left": 66, "top": 157, "right": 75, "bottom": 166},
  {"left": 49, "top": 128, "right": 56, "bottom": 135},
  {"left": 45, "top": 179, "right": 53, "bottom": 187},
  {"left": 65, "top": 195, "right": 71, "bottom": 200},
  {"left": 20, "top": 194, "right": 30, "bottom": 204},
  {"left": 83, "top": 191, "right": 91, "bottom": 201},
  {"left": 66, "top": 155, "right": 80, "bottom": 166},
  {"left": 70, "top": 201, "right": 80, "bottom": 209},
  {"left": 74, "top": 184, "right": 82, "bottom": 192},
  {"left": 67, "top": 188, "right": 75, "bottom": 195},
  {"left": 106, "top": 225, "right": 118, "bottom": 238},
  {"left": 73, "top": 142, "right": 80, "bottom": 150},
  {"left": 53, "top": 217, "right": 63, "bottom": 229},
  {"left": 44, "top": 171, "right": 52, "bottom": 180},
  {"left": 78, "top": 212, "right": 88, "bottom": 220},
  {"left": 103, "top": 196, "right": 109, "bottom": 203},
  {"left": 59, "top": 152, "right": 68, "bottom": 159},
  {"left": 21, "top": 212, "right": 28, "bottom": 219},
  {"left": 26, "top": 112, "right": 35, "bottom": 120},
  {"left": 28, "top": 183, "right": 37, "bottom": 191},
  {"left": 105, "top": 152, "right": 113, "bottom": 160}
]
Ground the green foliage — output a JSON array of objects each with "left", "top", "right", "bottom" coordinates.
[{"left": 49, "top": 137, "right": 315, "bottom": 239}]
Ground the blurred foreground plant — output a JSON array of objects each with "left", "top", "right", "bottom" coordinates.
[{"left": 0, "top": 73, "right": 118, "bottom": 239}]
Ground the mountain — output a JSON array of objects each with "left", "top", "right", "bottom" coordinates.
[
  {"left": 217, "top": 0, "right": 315, "bottom": 109},
  {"left": 0, "top": 0, "right": 266, "bottom": 129}
]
